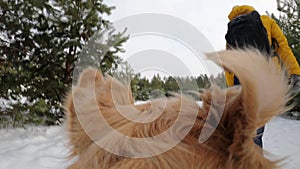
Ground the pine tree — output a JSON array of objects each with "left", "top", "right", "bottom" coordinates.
[
  {"left": 150, "top": 74, "right": 165, "bottom": 99},
  {"left": 151, "top": 74, "right": 163, "bottom": 90},
  {"left": 0, "top": 0, "right": 128, "bottom": 126},
  {"left": 136, "top": 76, "right": 151, "bottom": 101},
  {"left": 273, "top": 0, "right": 300, "bottom": 115},
  {"left": 274, "top": 0, "right": 300, "bottom": 62},
  {"left": 164, "top": 76, "right": 179, "bottom": 92},
  {"left": 196, "top": 74, "right": 211, "bottom": 89}
]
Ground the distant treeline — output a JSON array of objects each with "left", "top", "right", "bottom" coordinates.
[{"left": 129, "top": 73, "right": 226, "bottom": 101}]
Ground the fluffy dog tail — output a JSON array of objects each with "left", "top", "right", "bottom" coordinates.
[
  {"left": 208, "top": 49, "right": 291, "bottom": 129},
  {"left": 206, "top": 49, "right": 292, "bottom": 168}
]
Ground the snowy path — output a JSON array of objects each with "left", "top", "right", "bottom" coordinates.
[
  {"left": 0, "top": 117, "right": 299, "bottom": 169},
  {"left": 264, "top": 117, "right": 300, "bottom": 169}
]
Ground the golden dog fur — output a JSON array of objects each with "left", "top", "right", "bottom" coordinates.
[{"left": 64, "top": 49, "right": 291, "bottom": 169}]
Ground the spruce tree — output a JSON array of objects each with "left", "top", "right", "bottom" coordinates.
[
  {"left": 274, "top": 0, "right": 300, "bottom": 62},
  {"left": 273, "top": 0, "right": 300, "bottom": 115},
  {"left": 0, "top": 0, "right": 127, "bottom": 126}
]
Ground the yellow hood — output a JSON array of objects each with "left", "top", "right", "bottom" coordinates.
[{"left": 228, "top": 5, "right": 255, "bottom": 20}]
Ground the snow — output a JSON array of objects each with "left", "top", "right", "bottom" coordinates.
[
  {"left": 264, "top": 117, "right": 300, "bottom": 169},
  {"left": 0, "top": 116, "right": 299, "bottom": 169},
  {"left": 0, "top": 126, "right": 73, "bottom": 169}
]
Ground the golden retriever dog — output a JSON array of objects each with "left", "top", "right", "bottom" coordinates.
[{"left": 64, "top": 49, "right": 291, "bottom": 169}]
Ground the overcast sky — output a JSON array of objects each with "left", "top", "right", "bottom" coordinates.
[{"left": 102, "top": 0, "right": 280, "bottom": 78}]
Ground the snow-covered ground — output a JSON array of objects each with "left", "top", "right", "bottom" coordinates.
[
  {"left": 264, "top": 117, "right": 300, "bottom": 169},
  {"left": 0, "top": 126, "right": 73, "bottom": 169},
  {"left": 0, "top": 116, "right": 299, "bottom": 169}
]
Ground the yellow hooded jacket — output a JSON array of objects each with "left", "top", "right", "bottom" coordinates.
[{"left": 225, "top": 5, "right": 300, "bottom": 86}]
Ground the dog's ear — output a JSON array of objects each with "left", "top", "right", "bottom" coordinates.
[
  {"left": 77, "top": 68, "right": 104, "bottom": 88},
  {"left": 207, "top": 49, "right": 291, "bottom": 128}
]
